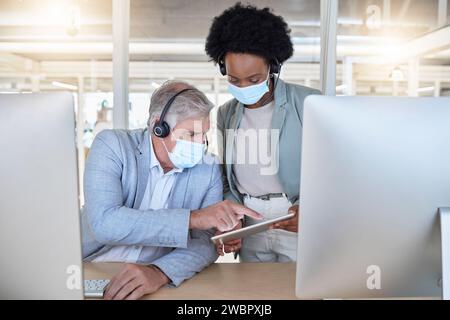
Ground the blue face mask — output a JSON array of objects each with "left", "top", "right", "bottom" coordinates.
[
  {"left": 228, "top": 72, "right": 270, "bottom": 105},
  {"left": 163, "top": 137, "right": 205, "bottom": 169}
]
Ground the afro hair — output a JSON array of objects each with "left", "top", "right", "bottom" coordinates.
[{"left": 205, "top": 2, "right": 294, "bottom": 65}]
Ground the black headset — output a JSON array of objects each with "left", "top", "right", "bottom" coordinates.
[
  {"left": 152, "top": 88, "right": 195, "bottom": 138},
  {"left": 218, "top": 54, "right": 281, "bottom": 76}
]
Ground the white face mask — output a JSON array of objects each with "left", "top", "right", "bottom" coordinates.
[
  {"left": 162, "top": 135, "right": 205, "bottom": 169},
  {"left": 227, "top": 71, "right": 270, "bottom": 105}
]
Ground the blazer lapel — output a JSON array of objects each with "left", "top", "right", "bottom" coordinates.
[
  {"left": 134, "top": 129, "right": 151, "bottom": 209},
  {"left": 269, "top": 80, "right": 288, "bottom": 174},
  {"left": 225, "top": 103, "right": 244, "bottom": 183},
  {"left": 168, "top": 170, "right": 190, "bottom": 208},
  {"left": 271, "top": 79, "right": 288, "bottom": 133}
]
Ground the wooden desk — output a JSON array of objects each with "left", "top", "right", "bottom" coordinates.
[{"left": 84, "top": 262, "right": 297, "bottom": 300}]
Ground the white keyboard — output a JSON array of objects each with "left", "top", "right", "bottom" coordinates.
[{"left": 84, "top": 279, "right": 110, "bottom": 298}]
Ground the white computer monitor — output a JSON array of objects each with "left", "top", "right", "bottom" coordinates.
[
  {"left": 296, "top": 96, "right": 450, "bottom": 299},
  {"left": 0, "top": 93, "right": 83, "bottom": 299}
]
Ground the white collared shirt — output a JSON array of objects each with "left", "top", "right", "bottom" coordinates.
[{"left": 92, "top": 136, "right": 183, "bottom": 263}]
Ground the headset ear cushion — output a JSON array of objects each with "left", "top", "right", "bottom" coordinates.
[
  {"left": 153, "top": 121, "right": 170, "bottom": 138},
  {"left": 219, "top": 62, "right": 226, "bottom": 76},
  {"left": 270, "top": 61, "right": 280, "bottom": 74},
  {"left": 161, "top": 121, "right": 170, "bottom": 137},
  {"left": 153, "top": 124, "right": 162, "bottom": 137}
]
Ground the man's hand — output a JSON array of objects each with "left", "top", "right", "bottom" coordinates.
[
  {"left": 215, "top": 220, "right": 243, "bottom": 256},
  {"left": 190, "top": 200, "right": 262, "bottom": 232},
  {"left": 104, "top": 264, "right": 170, "bottom": 300},
  {"left": 270, "top": 205, "right": 299, "bottom": 233}
]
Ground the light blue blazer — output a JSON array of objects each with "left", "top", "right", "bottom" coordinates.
[{"left": 81, "top": 128, "right": 221, "bottom": 286}]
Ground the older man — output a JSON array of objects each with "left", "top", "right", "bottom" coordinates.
[{"left": 81, "top": 81, "right": 261, "bottom": 300}]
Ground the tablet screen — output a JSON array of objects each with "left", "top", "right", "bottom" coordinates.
[{"left": 210, "top": 213, "right": 295, "bottom": 245}]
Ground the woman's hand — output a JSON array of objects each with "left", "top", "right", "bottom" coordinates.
[
  {"left": 215, "top": 220, "right": 243, "bottom": 256},
  {"left": 270, "top": 205, "right": 299, "bottom": 233}
]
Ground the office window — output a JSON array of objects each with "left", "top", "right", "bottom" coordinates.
[
  {"left": 0, "top": 0, "right": 114, "bottom": 203},
  {"left": 336, "top": 0, "right": 450, "bottom": 97},
  {"left": 128, "top": 0, "right": 321, "bottom": 150}
]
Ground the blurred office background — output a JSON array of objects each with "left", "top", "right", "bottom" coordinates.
[{"left": 0, "top": 0, "right": 449, "bottom": 225}]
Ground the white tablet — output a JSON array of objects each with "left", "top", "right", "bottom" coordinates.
[{"left": 210, "top": 213, "right": 295, "bottom": 245}]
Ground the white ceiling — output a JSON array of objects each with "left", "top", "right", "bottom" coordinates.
[
  {"left": 0, "top": 0, "right": 449, "bottom": 96},
  {"left": 0, "top": 0, "right": 447, "bottom": 62}
]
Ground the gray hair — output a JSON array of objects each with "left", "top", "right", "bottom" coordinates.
[{"left": 147, "top": 80, "right": 214, "bottom": 129}]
